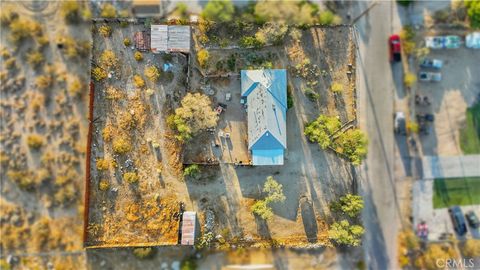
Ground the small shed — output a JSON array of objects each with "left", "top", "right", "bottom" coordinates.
[
  {"left": 151, "top": 25, "right": 191, "bottom": 53},
  {"left": 180, "top": 211, "right": 197, "bottom": 245},
  {"left": 134, "top": 31, "right": 151, "bottom": 52}
]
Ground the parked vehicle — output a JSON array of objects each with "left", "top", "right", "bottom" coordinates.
[
  {"left": 465, "top": 211, "right": 479, "bottom": 229},
  {"left": 416, "top": 113, "right": 435, "bottom": 122},
  {"left": 389, "top": 34, "right": 402, "bottom": 62},
  {"left": 415, "top": 95, "right": 431, "bottom": 106},
  {"left": 466, "top": 32, "right": 480, "bottom": 49},
  {"left": 419, "top": 71, "right": 442, "bottom": 82},
  {"left": 425, "top": 35, "right": 461, "bottom": 49},
  {"left": 448, "top": 206, "right": 467, "bottom": 236},
  {"left": 420, "top": 58, "right": 443, "bottom": 69},
  {"left": 394, "top": 112, "right": 407, "bottom": 135}
]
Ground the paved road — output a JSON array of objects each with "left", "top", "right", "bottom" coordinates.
[{"left": 354, "top": 1, "right": 404, "bottom": 269}]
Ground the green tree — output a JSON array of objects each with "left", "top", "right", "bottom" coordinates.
[
  {"left": 304, "top": 115, "right": 341, "bottom": 149},
  {"left": 263, "top": 176, "right": 286, "bottom": 203},
  {"left": 331, "top": 194, "right": 364, "bottom": 217},
  {"left": 184, "top": 164, "right": 200, "bottom": 177},
  {"left": 328, "top": 220, "right": 365, "bottom": 246},
  {"left": 465, "top": 0, "right": 480, "bottom": 29},
  {"left": 251, "top": 176, "right": 285, "bottom": 220},
  {"left": 174, "top": 93, "right": 218, "bottom": 134},
  {"left": 335, "top": 129, "right": 368, "bottom": 165},
  {"left": 251, "top": 200, "right": 273, "bottom": 220},
  {"left": 144, "top": 65, "right": 161, "bottom": 82},
  {"left": 201, "top": 0, "right": 234, "bottom": 22}
]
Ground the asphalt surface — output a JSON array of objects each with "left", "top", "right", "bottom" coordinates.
[{"left": 354, "top": 1, "right": 403, "bottom": 269}]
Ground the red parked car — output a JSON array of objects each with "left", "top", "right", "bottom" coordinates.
[{"left": 389, "top": 34, "right": 402, "bottom": 62}]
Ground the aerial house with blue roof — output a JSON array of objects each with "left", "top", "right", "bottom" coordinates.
[{"left": 241, "top": 69, "right": 287, "bottom": 166}]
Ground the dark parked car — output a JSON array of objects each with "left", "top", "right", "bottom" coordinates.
[
  {"left": 465, "top": 211, "right": 479, "bottom": 229},
  {"left": 449, "top": 206, "right": 467, "bottom": 236}
]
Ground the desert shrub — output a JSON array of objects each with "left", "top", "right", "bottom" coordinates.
[
  {"left": 0, "top": 8, "right": 19, "bottom": 26},
  {"left": 102, "top": 125, "right": 114, "bottom": 141},
  {"left": 304, "top": 87, "right": 320, "bottom": 101},
  {"left": 407, "top": 121, "right": 419, "bottom": 133},
  {"left": 239, "top": 36, "right": 265, "bottom": 48},
  {"left": 7, "top": 170, "right": 35, "bottom": 189},
  {"left": 201, "top": 0, "right": 234, "bottom": 22},
  {"left": 27, "top": 134, "right": 44, "bottom": 149},
  {"left": 134, "top": 51, "right": 143, "bottom": 61},
  {"left": 415, "top": 244, "right": 458, "bottom": 270},
  {"left": 183, "top": 164, "right": 200, "bottom": 177},
  {"left": 462, "top": 239, "right": 480, "bottom": 258},
  {"left": 328, "top": 220, "right": 365, "bottom": 246},
  {"left": 92, "top": 67, "right": 107, "bottom": 81},
  {"left": 404, "top": 72, "right": 417, "bottom": 87},
  {"left": 123, "top": 172, "right": 139, "bottom": 184},
  {"left": 68, "top": 76, "right": 83, "bottom": 96},
  {"left": 54, "top": 182, "right": 76, "bottom": 205},
  {"left": 26, "top": 50, "right": 44, "bottom": 67},
  {"left": 31, "top": 218, "right": 50, "bottom": 250},
  {"left": 4, "top": 58, "right": 16, "bottom": 69},
  {"left": 96, "top": 158, "right": 110, "bottom": 171},
  {"left": 433, "top": 9, "right": 450, "bottom": 23},
  {"left": 133, "top": 75, "right": 145, "bottom": 88},
  {"left": 99, "top": 50, "right": 118, "bottom": 69},
  {"left": 98, "top": 25, "right": 112, "bottom": 37},
  {"left": 331, "top": 82, "right": 344, "bottom": 93},
  {"left": 197, "top": 49, "right": 209, "bottom": 68},
  {"left": 100, "top": 3, "right": 116, "bottom": 18},
  {"left": 99, "top": 179, "right": 110, "bottom": 191},
  {"left": 35, "top": 35, "right": 50, "bottom": 47},
  {"left": 112, "top": 137, "right": 132, "bottom": 154},
  {"left": 9, "top": 18, "right": 42, "bottom": 43},
  {"left": 60, "top": 1, "right": 81, "bottom": 23},
  {"left": 118, "top": 112, "right": 136, "bottom": 130},
  {"left": 255, "top": 23, "right": 288, "bottom": 45},
  {"left": 144, "top": 65, "right": 160, "bottom": 82},
  {"left": 196, "top": 232, "right": 215, "bottom": 249},
  {"left": 123, "top": 38, "right": 131, "bottom": 46}
]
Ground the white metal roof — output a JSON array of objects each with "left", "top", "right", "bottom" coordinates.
[{"left": 151, "top": 25, "right": 190, "bottom": 53}]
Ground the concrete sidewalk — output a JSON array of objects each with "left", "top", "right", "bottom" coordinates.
[{"left": 422, "top": 155, "right": 480, "bottom": 179}]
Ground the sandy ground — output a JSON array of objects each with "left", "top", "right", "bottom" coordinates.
[
  {"left": 85, "top": 21, "right": 195, "bottom": 247},
  {"left": 0, "top": 0, "right": 89, "bottom": 264}
]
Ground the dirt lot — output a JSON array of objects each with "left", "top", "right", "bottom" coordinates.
[
  {"left": 416, "top": 46, "right": 480, "bottom": 156},
  {"left": 0, "top": 1, "right": 90, "bottom": 266},
  {"left": 85, "top": 21, "right": 192, "bottom": 247},
  {"left": 182, "top": 26, "right": 358, "bottom": 247}
]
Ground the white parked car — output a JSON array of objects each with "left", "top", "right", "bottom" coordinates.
[
  {"left": 394, "top": 112, "right": 407, "bottom": 135},
  {"left": 466, "top": 32, "right": 480, "bottom": 49},
  {"left": 419, "top": 71, "right": 442, "bottom": 82},
  {"left": 425, "top": 35, "right": 461, "bottom": 49}
]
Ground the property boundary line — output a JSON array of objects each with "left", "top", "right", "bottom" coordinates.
[{"left": 83, "top": 81, "right": 94, "bottom": 247}]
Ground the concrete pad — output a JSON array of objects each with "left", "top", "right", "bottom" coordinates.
[{"left": 422, "top": 155, "right": 480, "bottom": 179}]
